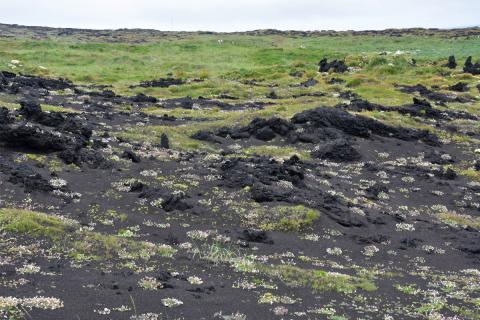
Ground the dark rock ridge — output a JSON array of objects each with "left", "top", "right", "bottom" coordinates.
[
  {"left": 2, "top": 23, "right": 480, "bottom": 42},
  {"left": 341, "top": 98, "right": 478, "bottom": 121},
  {"left": 291, "top": 107, "right": 440, "bottom": 146},
  {"left": 395, "top": 83, "right": 472, "bottom": 103},
  {"left": 137, "top": 77, "right": 186, "bottom": 88},
  {"left": 193, "top": 105, "right": 441, "bottom": 147},
  {"left": 159, "top": 96, "right": 268, "bottom": 111}
]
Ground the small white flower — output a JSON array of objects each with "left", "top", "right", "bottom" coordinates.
[
  {"left": 363, "top": 245, "right": 380, "bottom": 257},
  {"left": 161, "top": 297, "right": 183, "bottom": 308},
  {"left": 16, "top": 263, "right": 41, "bottom": 275},
  {"left": 95, "top": 308, "right": 111, "bottom": 315},
  {"left": 396, "top": 223, "right": 415, "bottom": 232},
  {"left": 326, "top": 247, "right": 343, "bottom": 256},
  {"left": 49, "top": 178, "right": 68, "bottom": 188},
  {"left": 187, "top": 276, "right": 203, "bottom": 285}
]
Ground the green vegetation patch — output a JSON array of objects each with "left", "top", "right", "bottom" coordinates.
[
  {"left": 0, "top": 208, "right": 175, "bottom": 262},
  {"left": 438, "top": 211, "right": 480, "bottom": 230},
  {"left": 260, "top": 205, "right": 320, "bottom": 231},
  {"left": 261, "top": 264, "right": 377, "bottom": 294},
  {"left": 0, "top": 208, "right": 74, "bottom": 238}
]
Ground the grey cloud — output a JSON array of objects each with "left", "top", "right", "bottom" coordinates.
[{"left": 0, "top": 0, "right": 478, "bottom": 31}]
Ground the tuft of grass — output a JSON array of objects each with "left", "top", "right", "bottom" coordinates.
[
  {"left": 438, "top": 211, "right": 480, "bottom": 230},
  {"left": 192, "top": 241, "right": 376, "bottom": 294},
  {"left": 0, "top": 208, "right": 73, "bottom": 238},
  {"left": 41, "top": 104, "right": 78, "bottom": 113},
  {"left": 458, "top": 168, "right": 480, "bottom": 182},
  {"left": 260, "top": 205, "right": 320, "bottom": 232},
  {"left": 193, "top": 241, "right": 239, "bottom": 265},
  {"left": 0, "top": 208, "right": 174, "bottom": 262},
  {"left": 261, "top": 264, "right": 377, "bottom": 294}
]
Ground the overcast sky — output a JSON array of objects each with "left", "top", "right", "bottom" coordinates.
[{"left": 0, "top": 0, "right": 478, "bottom": 32}]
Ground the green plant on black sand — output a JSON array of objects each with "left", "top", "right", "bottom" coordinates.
[{"left": 0, "top": 208, "right": 175, "bottom": 262}]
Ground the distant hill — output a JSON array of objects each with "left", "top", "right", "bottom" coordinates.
[{"left": 1, "top": 22, "right": 479, "bottom": 43}]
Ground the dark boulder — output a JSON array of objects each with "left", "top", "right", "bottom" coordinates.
[
  {"left": 444, "top": 55, "right": 457, "bottom": 69},
  {"left": 19, "top": 100, "right": 42, "bottom": 118},
  {"left": 18, "top": 100, "right": 92, "bottom": 139},
  {"left": 221, "top": 156, "right": 305, "bottom": 190},
  {"left": 299, "top": 78, "right": 318, "bottom": 87},
  {"left": 255, "top": 126, "right": 276, "bottom": 141},
  {"left": 121, "top": 150, "right": 141, "bottom": 163},
  {"left": 319, "top": 58, "right": 348, "bottom": 73},
  {"left": 58, "top": 148, "right": 112, "bottom": 169},
  {"left": 474, "top": 160, "right": 480, "bottom": 171},
  {"left": 162, "top": 193, "right": 193, "bottom": 212},
  {"left": 190, "top": 130, "right": 222, "bottom": 144},
  {"left": 319, "top": 58, "right": 330, "bottom": 72},
  {"left": 208, "top": 117, "right": 295, "bottom": 142},
  {"left": 0, "top": 123, "right": 85, "bottom": 152},
  {"left": 7, "top": 164, "right": 53, "bottom": 193},
  {"left": 0, "top": 107, "right": 13, "bottom": 124},
  {"left": 1, "top": 71, "right": 16, "bottom": 78},
  {"left": 239, "top": 229, "right": 273, "bottom": 244},
  {"left": 266, "top": 91, "right": 279, "bottom": 99},
  {"left": 130, "top": 93, "right": 158, "bottom": 103},
  {"left": 160, "top": 133, "right": 170, "bottom": 149},
  {"left": 327, "top": 77, "right": 345, "bottom": 84},
  {"left": 311, "top": 139, "right": 361, "bottom": 162},
  {"left": 448, "top": 82, "right": 469, "bottom": 92}
]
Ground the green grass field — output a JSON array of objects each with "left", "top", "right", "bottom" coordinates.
[
  {"left": 1, "top": 34, "right": 479, "bottom": 100},
  {"left": 3, "top": 32, "right": 479, "bottom": 155}
]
